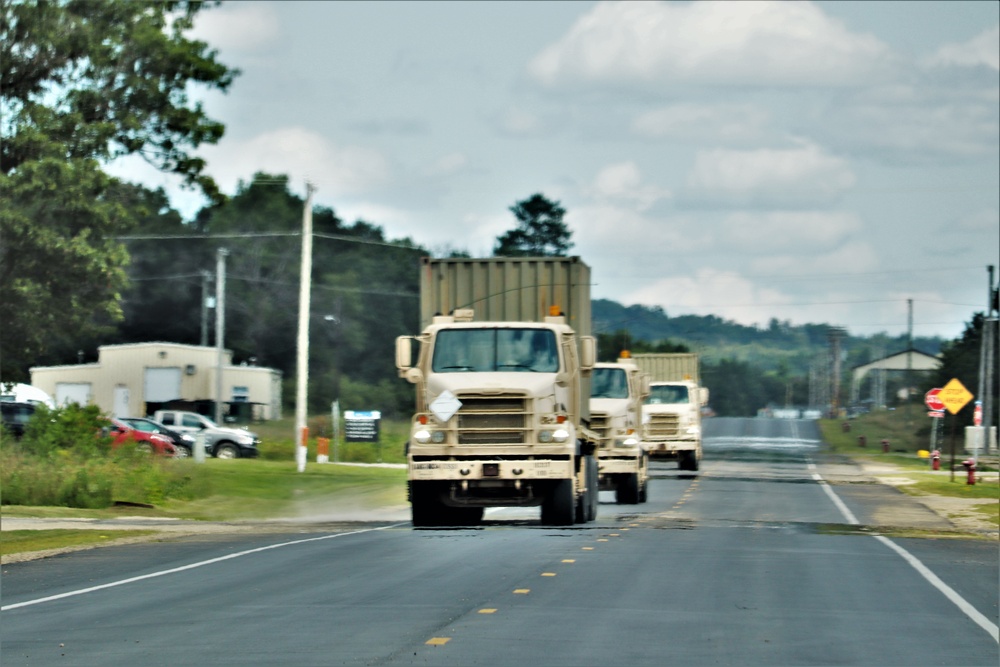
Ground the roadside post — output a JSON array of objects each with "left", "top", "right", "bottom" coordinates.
[{"left": 194, "top": 430, "right": 206, "bottom": 463}]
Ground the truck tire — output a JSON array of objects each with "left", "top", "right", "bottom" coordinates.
[
  {"left": 541, "top": 479, "right": 575, "bottom": 526},
  {"left": 679, "top": 450, "right": 699, "bottom": 471},
  {"left": 616, "top": 473, "right": 640, "bottom": 504},
  {"left": 586, "top": 455, "right": 599, "bottom": 521},
  {"left": 410, "top": 482, "right": 445, "bottom": 527},
  {"left": 575, "top": 455, "right": 596, "bottom": 523}
]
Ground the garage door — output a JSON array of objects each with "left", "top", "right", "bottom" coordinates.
[
  {"left": 144, "top": 368, "right": 182, "bottom": 403},
  {"left": 56, "top": 383, "right": 91, "bottom": 406}
]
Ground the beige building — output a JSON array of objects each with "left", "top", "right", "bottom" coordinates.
[{"left": 31, "top": 343, "right": 282, "bottom": 421}]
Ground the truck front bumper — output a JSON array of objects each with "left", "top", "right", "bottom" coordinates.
[
  {"left": 642, "top": 440, "right": 699, "bottom": 456},
  {"left": 409, "top": 458, "right": 575, "bottom": 481}
]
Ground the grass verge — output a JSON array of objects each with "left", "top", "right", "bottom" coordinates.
[{"left": 1, "top": 530, "right": 158, "bottom": 558}]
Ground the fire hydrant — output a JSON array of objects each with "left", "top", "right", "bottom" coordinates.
[
  {"left": 842, "top": 422, "right": 851, "bottom": 433},
  {"left": 858, "top": 435, "right": 867, "bottom": 448},
  {"left": 881, "top": 439, "right": 890, "bottom": 453},
  {"left": 931, "top": 450, "right": 941, "bottom": 471},
  {"left": 961, "top": 459, "right": 976, "bottom": 485}
]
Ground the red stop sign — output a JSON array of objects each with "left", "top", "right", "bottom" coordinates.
[{"left": 925, "top": 388, "right": 945, "bottom": 412}]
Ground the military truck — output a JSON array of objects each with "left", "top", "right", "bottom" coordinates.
[
  {"left": 396, "top": 256, "right": 600, "bottom": 526},
  {"left": 590, "top": 353, "right": 650, "bottom": 503},
  {"left": 632, "top": 353, "right": 708, "bottom": 471}
]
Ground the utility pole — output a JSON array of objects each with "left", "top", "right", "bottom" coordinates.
[
  {"left": 827, "top": 327, "right": 846, "bottom": 417},
  {"left": 295, "top": 183, "right": 316, "bottom": 473},
  {"left": 200, "top": 270, "right": 211, "bottom": 347},
  {"left": 977, "top": 265, "right": 997, "bottom": 458},
  {"left": 214, "top": 248, "right": 228, "bottom": 427}
]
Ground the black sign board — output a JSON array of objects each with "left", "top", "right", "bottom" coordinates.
[{"left": 344, "top": 410, "right": 380, "bottom": 443}]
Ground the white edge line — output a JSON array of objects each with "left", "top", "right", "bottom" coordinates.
[
  {"left": 809, "top": 460, "right": 999, "bottom": 644},
  {"left": 1, "top": 523, "right": 407, "bottom": 612}
]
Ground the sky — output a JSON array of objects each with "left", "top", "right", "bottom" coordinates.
[{"left": 110, "top": 1, "right": 1000, "bottom": 340}]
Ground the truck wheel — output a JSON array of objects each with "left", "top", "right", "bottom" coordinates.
[
  {"left": 410, "top": 482, "right": 444, "bottom": 527},
  {"left": 616, "top": 473, "right": 640, "bottom": 504},
  {"left": 679, "top": 450, "right": 699, "bottom": 471},
  {"left": 453, "top": 507, "right": 484, "bottom": 526},
  {"left": 541, "top": 479, "right": 575, "bottom": 526},
  {"left": 586, "top": 455, "right": 599, "bottom": 521},
  {"left": 215, "top": 443, "right": 240, "bottom": 459}
]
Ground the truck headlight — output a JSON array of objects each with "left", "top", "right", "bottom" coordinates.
[
  {"left": 431, "top": 430, "right": 447, "bottom": 444},
  {"left": 538, "top": 430, "right": 553, "bottom": 443},
  {"left": 414, "top": 429, "right": 431, "bottom": 444},
  {"left": 686, "top": 425, "right": 700, "bottom": 436},
  {"left": 552, "top": 428, "right": 569, "bottom": 443}
]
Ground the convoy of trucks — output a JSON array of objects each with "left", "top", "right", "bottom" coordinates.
[
  {"left": 590, "top": 353, "right": 650, "bottom": 504},
  {"left": 632, "top": 353, "right": 708, "bottom": 471},
  {"left": 396, "top": 256, "right": 601, "bottom": 526}
]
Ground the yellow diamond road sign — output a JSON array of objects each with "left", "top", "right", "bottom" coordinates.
[{"left": 939, "top": 378, "right": 973, "bottom": 415}]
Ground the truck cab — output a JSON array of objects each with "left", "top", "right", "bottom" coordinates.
[
  {"left": 641, "top": 380, "right": 708, "bottom": 470},
  {"left": 397, "top": 307, "right": 599, "bottom": 526},
  {"left": 590, "top": 354, "right": 650, "bottom": 503}
]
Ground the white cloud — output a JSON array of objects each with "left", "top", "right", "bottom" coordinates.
[
  {"left": 631, "top": 103, "right": 769, "bottom": 145},
  {"left": 587, "top": 162, "right": 670, "bottom": 211},
  {"left": 529, "top": 0, "right": 893, "bottom": 88},
  {"left": 746, "top": 240, "right": 880, "bottom": 276},
  {"left": 623, "top": 268, "right": 794, "bottom": 326},
  {"left": 202, "top": 127, "right": 391, "bottom": 199},
  {"left": 423, "top": 152, "right": 468, "bottom": 177},
  {"left": 497, "top": 108, "right": 546, "bottom": 137},
  {"left": 720, "top": 212, "right": 863, "bottom": 252},
  {"left": 819, "top": 95, "right": 1000, "bottom": 159},
  {"left": 928, "top": 25, "right": 1000, "bottom": 71},
  {"left": 188, "top": 3, "right": 282, "bottom": 54},
  {"left": 681, "top": 143, "right": 856, "bottom": 207}
]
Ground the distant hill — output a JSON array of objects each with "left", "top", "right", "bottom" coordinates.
[{"left": 592, "top": 298, "right": 943, "bottom": 375}]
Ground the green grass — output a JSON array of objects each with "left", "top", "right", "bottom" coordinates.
[
  {"left": 250, "top": 416, "right": 409, "bottom": 463},
  {"left": 0, "top": 530, "right": 158, "bottom": 557}
]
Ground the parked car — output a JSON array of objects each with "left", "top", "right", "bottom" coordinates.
[
  {"left": 105, "top": 418, "right": 178, "bottom": 457},
  {"left": 152, "top": 410, "right": 260, "bottom": 459},
  {"left": 1, "top": 401, "right": 36, "bottom": 438},
  {"left": 120, "top": 417, "right": 196, "bottom": 457}
]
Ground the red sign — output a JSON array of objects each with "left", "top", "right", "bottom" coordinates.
[
  {"left": 974, "top": 402, "right": 982, "bottom": 426},
  {"left": 927, "top": 410, "right": 945, "bottom": 419},
  {"left": 925, "top": 388, "right": 944, "bottom": 412}
]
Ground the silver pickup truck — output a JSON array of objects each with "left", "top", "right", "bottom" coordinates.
[{"left": 152, "top": 410, "right": 261, "bottom": 459}]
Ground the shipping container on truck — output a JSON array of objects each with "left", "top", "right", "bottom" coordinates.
[
  {"left": 632, "top": 353, "right": 709, "bottom": 471},
  {"left": 397, "top": 256, "right": 600, "bottom": 526}
]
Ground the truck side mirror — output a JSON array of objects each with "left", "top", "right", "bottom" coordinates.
[
  {"left": 579, "top": 336, "right": 596, "bottom": 369},
  {"left": 396, "top": 336, "right": 413, "bottom": 370},
  {"left": 699, "top": 388, "right": 710, "bottom": 406}
]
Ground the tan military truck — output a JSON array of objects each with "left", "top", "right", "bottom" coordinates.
[
  {"left": 396, "top": 256, "right": 600, "bottom": 526},
  {"left": 590, "top": 353, "right": 650, "bottom": 503},
  {"left": 632, "top": 353, "right": 708, "bottom": 471}
]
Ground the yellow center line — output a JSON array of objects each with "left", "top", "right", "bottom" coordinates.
[
  {"left": 582, "top": 547, "right": 594, "bottom": 551},
  {"left": 513, "top": 588, "right": 530, "bottom": 594},
  {"left": 426, "top": 637, "right": 450, "bottom": 646},
  {"left": 478, "top": 608, "right": 497, "bottom": 614},
  {"left": 541, "top": 572, "right": 556, "bottom": 577},
  {"left": 561, "top": 559, "right": 576, "bottom": 563},
  {"left": 597, "top": 538, "right": 609, "bottom": 542}
]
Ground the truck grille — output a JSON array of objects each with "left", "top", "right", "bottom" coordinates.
[
  {"left": 456, "top": 395, "right": 529, "bottom": 444},
  {"left": 646, "top": 414, "right": 680, "bottom": 437},
  {"left": 589, "top": 411, "right": 610, "bottom": 442}
]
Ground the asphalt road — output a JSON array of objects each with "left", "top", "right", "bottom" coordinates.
[{"left": 2, "top": 417, "right": 997, "bottom": 666}]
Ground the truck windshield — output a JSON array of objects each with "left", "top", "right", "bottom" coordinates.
[
  {"left": 591, "top": 367, "right": 628, "bottom": 399},
  {"left": 646, "top": 385, "right": 689, "bottom": 404},
  {"left": 432, "top": 328, "right": 559, "bottom": 373}
]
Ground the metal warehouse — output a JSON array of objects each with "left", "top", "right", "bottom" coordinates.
[{"left": 31, "top": 343, "right": 282, "bottom": 422}]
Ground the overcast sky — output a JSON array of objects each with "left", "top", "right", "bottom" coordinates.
[{"left": 112, "top": 0, "right": 1000, "bottom": 340}]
